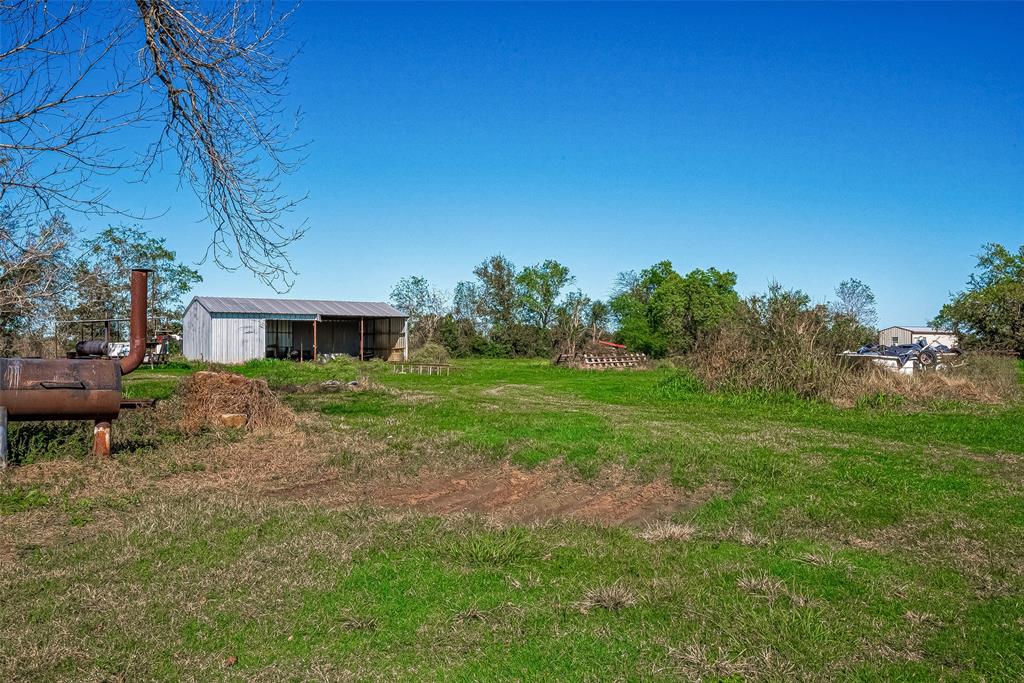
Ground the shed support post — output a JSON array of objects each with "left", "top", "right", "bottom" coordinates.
[
  {"left": 313, "top": 319, "right": 318, "bottom": 361},
  {"left": 1, "top": 406, "right": 8, "bottom": 469},
  {"left": 360, "top": 317, "right": 364, "bottom": 361},
  {"left": 402, "top": 318, "right": 409, "bottom": 361}
]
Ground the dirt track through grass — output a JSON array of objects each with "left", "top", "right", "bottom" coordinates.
[{"left": 267, "top": 461, "right": 718, "bottom": 525}]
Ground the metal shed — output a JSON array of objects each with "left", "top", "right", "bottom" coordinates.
[
  {"left": 878, "top": 326, "right": 958, "bottom": 348},
  {"left": 182, "top": 297, "right": 408, "bottom": 364}
]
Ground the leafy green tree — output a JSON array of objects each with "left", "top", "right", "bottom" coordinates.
[
  {"left": 473, "top": 255, "right": 520, "bottom": 330},
  {"left": 610, "top": 261, "right": 738, "bottom": 356},
  {"left": 933, "top": 243, "right": 1024, "bottom": 353},
  {"left": 438, "top": 315, "right": 489, "bottom": 358},
  {"left": 517, "top": 260, "right": 573, "bottom": 329},
  {"left": 390, "top": 275, "right": 449, "bottom": 348},
  {"left": 452, "top": 281, "right": 483, "bottom": 328},
  {"left": 609, "top": 262, "right": 672, "bottom": 355},
  {"left": 650, "top": 267, "right": 739, "bottom": 354},
  {"left": 69, "top": 225, "right": 201, "bottom": 333},
  {"left": 473, "top": 254, "right": 553, "bottom": 355}
]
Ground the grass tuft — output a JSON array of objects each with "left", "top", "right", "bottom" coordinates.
[
  {"left": 450, "top": 527, "right": 536, "bottom": 568},
  {"left": 637, "top": 520, "right": 697, "bottom": 542},
  {"left": 578, "top": 583, "right": 639, "bottom": 613}
]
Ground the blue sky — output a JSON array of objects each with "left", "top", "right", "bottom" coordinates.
[{"left": 85, "top": 2, "right": 1023, "bottom": 326}]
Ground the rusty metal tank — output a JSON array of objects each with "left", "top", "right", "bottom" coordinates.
[
  {"left": 0, "top": 357, "right": 122, "bottom": 421},
  {"left": 0, "top": 268, "right": 152, "bottom": 463}
]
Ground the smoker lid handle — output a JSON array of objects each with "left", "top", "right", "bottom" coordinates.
[{"left": 39, "top": 381, "right": 87, "bottom": 390}]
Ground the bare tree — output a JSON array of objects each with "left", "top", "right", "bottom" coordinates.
[
  {"left": 554, "top": 290, "right": 591, "bottom": 356},
  {"left": 1, "top": 3, "right": 140, "bottom": 214},
  {"left": 390, "top": 275, "right": 449, "bottom": 348},
  {"left": 0, "top": 210, "right": 74, "bottom": 354},
  {"left": 587, "top": 299, "right": 609, "bottom": 343},
  {"left": 831, "top": 278, "right": 878, "bottom": 328},
  {"left": 0, "top": 0, "right": 305, "bottom": 290}
]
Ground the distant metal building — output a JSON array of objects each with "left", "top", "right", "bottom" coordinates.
[
  {"left": 182, "top": 297, "right": 408, "bottom": 364},
  {"left": 878, "top": 326, "right": 958, "bottom": 348}
]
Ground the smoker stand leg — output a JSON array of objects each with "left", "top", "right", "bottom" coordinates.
[
  {"left": 1, "top": 406, "right": 8, "bottom": 469},
  {"left": 93, "top": 420, "right": 111, "bottom": 459}
]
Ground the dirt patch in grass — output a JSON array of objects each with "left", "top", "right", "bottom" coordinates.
[{"left": 269, "top": 461, "right": 719, "bottom": 526}]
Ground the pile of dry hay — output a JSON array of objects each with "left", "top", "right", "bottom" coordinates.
[{"left": 177, "top": 371, "right": 296, "bottom": 434}]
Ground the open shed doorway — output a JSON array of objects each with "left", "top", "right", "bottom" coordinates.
[{"left": 264, "top": 317, "right": 406, "bottom": 361}]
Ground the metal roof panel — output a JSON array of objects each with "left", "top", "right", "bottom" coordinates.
[{"left": 191, "top": 296, "right": 407, "bottom": 318}]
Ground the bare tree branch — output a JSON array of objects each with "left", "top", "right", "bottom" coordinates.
[
  {"left": 0, "top": 0, "right": 306, "bottom": 290},
  {"left": 134, "top": 0, "right": 306, "bottom": 290}
]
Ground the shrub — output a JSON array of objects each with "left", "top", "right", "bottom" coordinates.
[
  {"left": 688, "top": 282, "right": 1020, "bottom": 405},
  {"left": 408, "top": 342, "right": 451, "bottom": 365},
  {"left": 688, "top": 284, "right": 861, "bottom": 399},
  {"left": 5, "top": 421, "right": 92, "bottom": 465}
]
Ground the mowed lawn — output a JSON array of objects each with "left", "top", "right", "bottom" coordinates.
[{"left": 2, "top": 358, "right": 1023, "bottom": 681}]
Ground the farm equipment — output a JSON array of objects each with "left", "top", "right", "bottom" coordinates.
[
  {"left": 841, "top": 338, "right": 962, "bottom": 374},
  {"left": 1, "top": 269, "right": 152, "bottom": 465}
]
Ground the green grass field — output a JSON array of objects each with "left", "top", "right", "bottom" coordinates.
[{"left": 2, "top": 358, "right": 1023, "bottom": 681}]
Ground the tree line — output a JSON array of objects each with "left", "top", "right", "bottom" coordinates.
[
  {"left": 391, "top": 256, "right": 880, "bottom": 359},
  {"left": 932, "top": 243, "right": 1024, "bottom": 355},
  {"left": 393, "top": 242, "right": 1024, "bottom": 360},
  {"left": 0, "top": 213, "right": 201, "bottom": 356}
]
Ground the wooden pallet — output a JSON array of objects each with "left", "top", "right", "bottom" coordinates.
[
  {"left": 556, "top": 352, "right": 647, "bottom": 369},
  {"left": 391, "top": 363, "right": 451, "bottom": 375}
]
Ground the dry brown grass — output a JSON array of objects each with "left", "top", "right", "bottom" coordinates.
[
  {"left": 837, "top": 355, "right": 1021, "bottom": 406},
  {"left": 177, "top": 370, "right": 296, "bottom": 433},
  {"left": 666, "top": 642, "right": 797, "bottom": 681},
  {"left": 577, "top": 583, "right": 639, "bottom": 612},
  {"left": 736, "top": 573, "right": 788, "bottom": 601},
  {"left": 692, "top": 323, "right": 1020, "bottom": 406},
  {"left": 637, "top": 520, "right": 697, "bottom": 542}
]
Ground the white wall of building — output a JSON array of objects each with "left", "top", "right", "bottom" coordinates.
[
  {"left": 182, "top": 301, "right": 212, "bottom": 361},
  {"left": 183, "top": 302, "right": 267, "bottom": 364},
  {"left": 878, "top": 327, "right": 958, "bottom": 348}
]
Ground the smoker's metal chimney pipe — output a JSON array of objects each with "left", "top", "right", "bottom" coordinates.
[{"left": 119, "top": 269, "right": 152, "bottom": 376}]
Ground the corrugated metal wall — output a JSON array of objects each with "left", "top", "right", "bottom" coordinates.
[
  {"left": 183, "top": 303, "right": 409, "bottom": 363},
  {"left": 879, "top": 327, "right": 915, "bottom": 346},
  {"left": 369, "top": 317, "right": 407, "bottom": 361},
  {"left": 878, "top": 327, "right": 958, "bottom": 347},
  {"left": 209, "top": 316, "right": 266, "bottom": 364},
  {"left": 182, "top": 302, "right": 212, "bottom": 361}
]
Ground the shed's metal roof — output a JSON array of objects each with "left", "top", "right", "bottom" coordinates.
[{"left": 190, "top": 296, "right": 406, "bottom": 318}]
